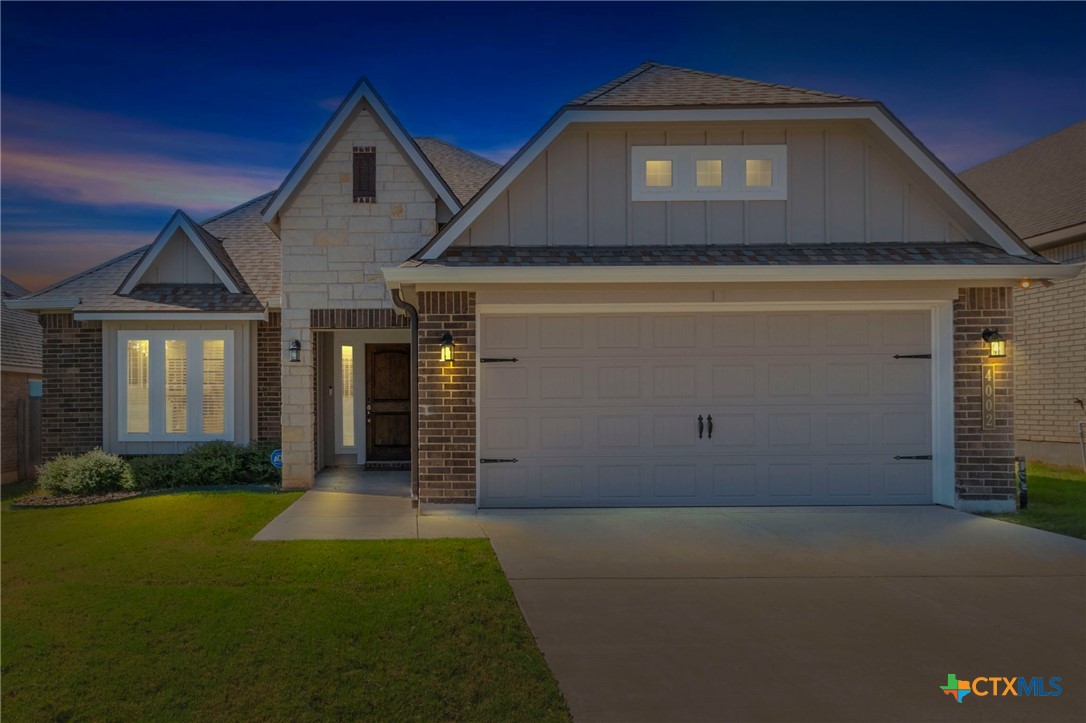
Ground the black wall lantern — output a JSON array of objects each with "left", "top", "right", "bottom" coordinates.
[
  {"left": 288, "top": 339, "right": 302, "bottom": 363},
  {"left": 440, "top": 333, "right": 455, "bottom": 363},
  {"left": 981, "top": 328, "right": 1006, "bottom": 358}
]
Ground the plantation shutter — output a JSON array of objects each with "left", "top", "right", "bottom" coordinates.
[{"left": 353, "top": 146, "right": 376, "bottom": 202}]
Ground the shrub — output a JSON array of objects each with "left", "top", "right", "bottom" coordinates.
[
  {"left": 37, "top": 449, "right": 134, "bottom": 495},
  {"left": 127, "top": 441, "right": 281, "bottom": 490}
]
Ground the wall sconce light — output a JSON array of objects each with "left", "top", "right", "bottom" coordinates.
[
  {"left": 440, "top": 333, "right": 455, "bottom": 363},
  {"left": 1018, "top": 278, "right": 1032, "bottom": 290},
  {"left": 288, "top": 339, "right": 302, "bottom": 363},
  {"left": 981, "top": 328, "right": 1006, "bottom": 358}
]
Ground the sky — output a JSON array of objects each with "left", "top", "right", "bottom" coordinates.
[{"left": 2, "top": 1, "right": 1084, "bottom": 291}]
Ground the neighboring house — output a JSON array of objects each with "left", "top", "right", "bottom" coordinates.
[
  {"left": 11, "top": 62, "right": 1081, "bottom": 513},
  {"left": 1, "top": 276, "right": 43, "bottom": 483},
  {"left": 960, "top": 121, "right": 1086, "bottom": 468}
]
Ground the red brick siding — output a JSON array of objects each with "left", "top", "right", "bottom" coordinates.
[
  {"left": 40, "top": 314, "right": 102, "bottom": 459},
  {"left": 256, "top": 311, "right": 281, "bottom": 443},
  {"left": 1, "top": 370, "right": 32, "bottom": 482},
  {"left": 954, "top": 288, "right": 1016, "bottom": 503},
  {"left": 417, "top": 292, "right": 476, "bottom": 504}
]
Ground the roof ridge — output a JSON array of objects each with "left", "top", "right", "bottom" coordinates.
[
  {"left": 21, "top": 245, "right": 150, "bottom": 299},
  {"left": 645, "top": 61, "right": 862, "bottom": 100},
  {"left": 415, "top": 136, "right": 502, "bottom": 168},
  {"left": 571, "top": 62, "right": 656, "bottom": 106},
  {"left": 201, "top": 191, "right": 276, "bottom": 225}
]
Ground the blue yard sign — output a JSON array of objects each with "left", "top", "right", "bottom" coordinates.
[{"left": 270, "top": 449, "right": 283, "bottom": 469}]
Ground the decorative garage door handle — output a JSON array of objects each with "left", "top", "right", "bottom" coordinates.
[
  {"left": 480, "top": 458, "right": 519, "bottom": 464},
  {"left": 707, "top": 415, "right": 713, "bottom": 439},
  {"left": 892, "top": 354, "right": 932, "bottom": 359},
  {"left": 698, "top": 415, "right": 704, "bottom": 439},
  {"left": 893, "top": 455, "right": 933, "bottom": 460}
]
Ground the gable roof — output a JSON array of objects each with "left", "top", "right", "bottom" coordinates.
[
  {"left": 569, "top": 62, "right": 869, "bottom": 107},
  {"left": 415, "top": 137, "right": 501, "bottom": 204},
  {"left": 1, "top": 275, "right": 42, "bottom": 373},
  {"left": 413, "top": 62, "right": 1032, "bottom": 262},
  {"left": 9, "top": 194, "right": 279, "bottom": 316},
  {"left": 261, "top": 77, "right": 461, "bottom": 224},
  {"left": 959, "top": 120, "right": 1086, "bottom": 241},
  {"left": 117, "top": 209, "right": 249, "bottom": 295}
]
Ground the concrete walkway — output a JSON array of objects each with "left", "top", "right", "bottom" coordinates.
[
  {"left": 481, "top": 506, "right": 1086, "bottom": 722},
  {"left": 252, "top": 469, "right": 484, "bottom": 540}
]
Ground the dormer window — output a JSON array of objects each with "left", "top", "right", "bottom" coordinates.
[
  {"left": 353, "top": 146, "right": 376, "bottom": 203},
  {"left": 632, "top": 145, "right": 787, "bottom": 201}
]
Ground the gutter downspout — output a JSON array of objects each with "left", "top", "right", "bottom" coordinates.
[{"left": 390, "top": 288, "right": 420, "bottom": 509}]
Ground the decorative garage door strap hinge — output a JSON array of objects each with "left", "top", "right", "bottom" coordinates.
[
  {"left": 892, "top": 354, "right": 932, "bottom": 359},
  {"left": 480, "top": 458, "right": 519, "bottom": 464},
  {"left": 893, "top": 455, "right": 933, "bottom": 460},
  {"left": 481, "top": 357, "right": 519, "bottom": 363}
]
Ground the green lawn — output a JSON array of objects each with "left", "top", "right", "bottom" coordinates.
[
  {"left": 1, "top": 493, "right": 568, "bottom": 722},
  {"left": 986, "top": 462, "right": 1086, "bottom": 540}
]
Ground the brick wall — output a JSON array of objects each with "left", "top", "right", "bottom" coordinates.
[
  {"left": 1012, "top": 272, "right": 1086, "bottom": 464},
  {"left": 1, "top": 370, "right": 32, "bottom": 483},
  {"left": 40, "top": 314, "right": 102, "bottom": 459},
  {"left": 417, "top": 292, "right": 476, "bottom": 504},
  {"left": 953, "top": 288, "right": 1016, "bottom": 508},
  {"left": 256, "top": 311, "right": 281, "bottom": 443}
]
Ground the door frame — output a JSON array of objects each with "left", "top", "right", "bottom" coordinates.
[
  {"left": 475, "top": 300, "right": 956, "bottom": 509},
  {"left": 331, "top": 329, "right": 412, "bottom": 465}
]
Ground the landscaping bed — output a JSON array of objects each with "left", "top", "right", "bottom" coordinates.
[{"left": 1, "top": 492, "right": 569, "bottom": 721}]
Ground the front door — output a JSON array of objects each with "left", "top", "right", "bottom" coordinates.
[{"left": 365, "top": 344, "right": 410, "bottom": 461}]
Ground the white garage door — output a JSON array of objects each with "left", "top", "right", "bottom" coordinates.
[{"left": 478, "top": 311, "right": 933, "bottom": 508}]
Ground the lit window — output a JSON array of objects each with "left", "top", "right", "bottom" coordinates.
[
  {"left": 341, "top": 346, "right": 355, "bottom": 448},
  {"left": 118, "top": 331, "right": 233, "bottom": 441},
  {"left": 645, "top": 160, "right": 672, "bottom": 187},
  {"left": 696, "top": 160, "right": 723, "bottom": 188},
  {"left": 126, "top": 340, "right": 150, "bottom": 434},
  {"left": 165, "top": 340, "right": 187, "bottom": 434},
  {"left": 202, "top": 340, "right": 225, "bottom": 435},
  {"left": 746, "top": 159, "right": 773, "bottom": 187}
]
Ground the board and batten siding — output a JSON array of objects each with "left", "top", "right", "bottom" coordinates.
[
  {"left": 455, "top": 121, "right": 968, "bottom": 248},
  {"left": 101, "top": 320, "right": 256, "bottom": 455},
  {"left": 140, "top": 230, "right": 220, "bottom": 285}
]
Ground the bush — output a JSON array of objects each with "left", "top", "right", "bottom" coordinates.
[
  {"left": 37, "top": 449, "right": 135, "bottom": 495},
  {"left": 127, "top": 441, "right": 281, "bottom": 490}
]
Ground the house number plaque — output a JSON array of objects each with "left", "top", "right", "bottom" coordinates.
[{"left": 981, "top": 364, "right": 996, "bottom": 431}]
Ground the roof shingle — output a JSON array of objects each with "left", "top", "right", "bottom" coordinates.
[
  {"left": 415, "top": 137, "right": 501, "bottom": 204},
  {"left": 959, "top": 120, "right": 1086, "bottom": 241},
  {"left": 569, "top": 62, "right": 869, "bottom": 107},
  {"left": 1, "top": 275, "right": 43, "bottom": 372}
]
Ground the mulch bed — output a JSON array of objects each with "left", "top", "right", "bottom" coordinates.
[{"left": 9, "top": 485, "right": 281, "bottom": 509}]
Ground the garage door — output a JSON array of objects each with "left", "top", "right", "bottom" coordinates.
[{"left": 478, "top": 311, "right": 933, "bottom": 508}]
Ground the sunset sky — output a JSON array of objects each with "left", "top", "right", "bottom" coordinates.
[{"left": 2, "top": 2, "right": 1083, "bottom": 291}]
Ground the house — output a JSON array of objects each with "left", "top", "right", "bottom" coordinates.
[
  {"left": 11, "top": 62, "right": 1081, "bottom": 512},
  {"left": 960, "top": 121, "right": 1086, "bottom": 468},
  {"left": 1, "top": 276, "right": 43, "bottom": 483}
]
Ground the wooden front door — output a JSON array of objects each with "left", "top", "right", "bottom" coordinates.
[{"left": 365, "top": 344, "right": 410, "bottom": 461}]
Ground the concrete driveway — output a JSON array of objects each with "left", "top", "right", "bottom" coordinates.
[{"left": 479, "top": 506, "right": 1086, "bottom": 722}]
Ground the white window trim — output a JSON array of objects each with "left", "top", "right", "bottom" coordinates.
[
  {"left": 117, "top": 330, "right": 235, "bottom": 443},
  {"left": 632, "top": 145, "right": 788, "bottom": 201}
]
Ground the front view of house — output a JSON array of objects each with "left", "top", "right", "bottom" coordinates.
[{"left": 13, "top": 63, "right": 1079, "bottom": 512}]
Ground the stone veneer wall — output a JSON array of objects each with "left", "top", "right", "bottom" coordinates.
[
  {"left": 953, "top": 288, "right": 1016, "bottom": 510},
  {"left": 256, "top": 312, "right": 281, "bottom": 443},
  {"left": 417, "top": 292, "right": 477, "bottom": 504},
  {"left": 40, "top": 314, "right": 102, "bottom": 460},
  {"left": 278, "top": 102, "right": 437, "bottom": 488},
  {"left": 1013, "top": 264, "right": 1086, "bottom": 466}
]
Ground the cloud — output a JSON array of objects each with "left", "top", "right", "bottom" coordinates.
[
  {"left": 1, "top": 230, "right": 152, "bottom": 292},
  {"left": 906, "top": 118, "right": 1033, "bottom": 172},
  {"left": 465, "top": 141, "right": 526, "bottom": 165},
  {"left": 2, "top": 146, "right": 282, "bottom": 213}
]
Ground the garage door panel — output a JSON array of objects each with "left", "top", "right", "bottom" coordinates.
[{"left": 480, "top": 311, "right": 933, "bottom": 508}]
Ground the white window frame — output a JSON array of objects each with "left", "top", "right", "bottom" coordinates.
[
  {"left": 117, "top": 330, "right": 235, "bottom": 442},
  {"left": 631, "top": 145, "right": 788, "bottom": 201}
]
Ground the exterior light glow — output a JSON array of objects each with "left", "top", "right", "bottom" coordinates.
[
  {"left": 1019, "top": 278, "right": 1032, "bottom": 289},
  {"left": 440, "top": 333, "right": 455, "bottom": 363},
  {"left": 288, "top": 339, "right": 302, "bottom": 363},
  {"left": 981, "top": 328, "right": 1006, "bottom": 358}
]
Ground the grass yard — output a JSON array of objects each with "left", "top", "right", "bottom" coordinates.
[
  {"left": 986, "top": 462, "right": 1086, "bottom": 540},
  {"left": 1, "top": 493, "right": 568, "bottom": 722}
]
